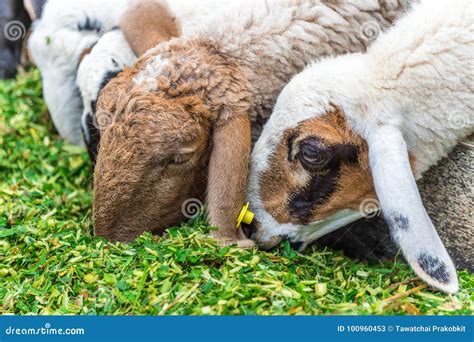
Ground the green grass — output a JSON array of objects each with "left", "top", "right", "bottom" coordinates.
[{"left": 0, "top": 70, "right": 473, "bottom": 315}]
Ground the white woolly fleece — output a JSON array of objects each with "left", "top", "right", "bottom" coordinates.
[
  {"left": 141, "top": 0, "right": 411, "bottom": 135},
  {"left": 29, "top": 0, "right": 131, "bottom": 146},
  {"left": 76, "top": 30, "right": 136, "bottom": 144}
]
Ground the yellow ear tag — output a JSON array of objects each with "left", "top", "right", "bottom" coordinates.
[{"left": 236, "top": 202, "right": 254, "bottom": 228}]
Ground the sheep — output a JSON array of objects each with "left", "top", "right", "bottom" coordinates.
[
  {"left": 93, "top": 0, "right": 412, "bottom": 245},
  {"left": 315, "top": 139, "right": 473, "bottom": 272},
  {"left": 75, "top": 0, "right": 189, "bottom": 163},
  {"left": 245, "top": 0, "right": 473, "bottom": 293},
  {"left": 120, "top": 0, "right": 225, "bottom": 57},
  {"left": 77, "top": 0, "right": 231, "bottom": 163}
]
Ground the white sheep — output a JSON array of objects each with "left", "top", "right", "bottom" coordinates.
[
  {"left": 247, "top": 0, "right": 473, "bottom": 293},
  {"left": 93, "top": 0, "right": 411, "bottom": 244}
]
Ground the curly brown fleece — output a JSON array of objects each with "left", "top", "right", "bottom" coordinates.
[{"left": 95, "top": 40, "right": 253, "bottom": 243}]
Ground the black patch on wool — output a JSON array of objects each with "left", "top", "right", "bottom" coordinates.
[
  {"left": 387, "top": 214, "right": 409, "bottom": 232},
  {"left": 418, "top": 252, "right": 451, "bottom": 284},
  {"left": 83, "top": 69, "right": 121, "bottom": 164},
  {"left": 82, "top": 112, "right": 100, "bottom": 165},
  {"left": 99, "top": 69, "right": 121, "bottom": 94}
]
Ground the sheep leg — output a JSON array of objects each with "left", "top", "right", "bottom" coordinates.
[{"left": 207, "top": 115, "right": 255, "bottom": 248}]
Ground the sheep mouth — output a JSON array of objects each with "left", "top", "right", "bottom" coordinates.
[{"left": 293, "top": 209, "right": 364, "bottom": 247}]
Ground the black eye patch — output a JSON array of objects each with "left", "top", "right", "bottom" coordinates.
[{"left": 287, "top": 140, "right": 359, "bottom": 223}]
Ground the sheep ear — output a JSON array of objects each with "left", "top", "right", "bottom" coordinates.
[
  {"left": 207, "top": 115, "right": 252, "bottom": 241},
  {"left": 120, "top": 0, "right": 179, "bottom": 56},
  {"left": 367, "top": 125, "right": 458, "bottom": 293}
]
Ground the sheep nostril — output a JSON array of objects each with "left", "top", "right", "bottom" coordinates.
[{"left": 241, "top": 221, "right": 256, "bottom": 238}]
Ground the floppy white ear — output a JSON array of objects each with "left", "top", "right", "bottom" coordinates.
[{"left": 367, "top": 125, "right": 458, "bottom": 293}]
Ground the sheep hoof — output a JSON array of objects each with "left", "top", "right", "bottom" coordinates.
[
  {"left": 217, "top": 238, "right": 255, "bottom": 249},
  {"left": 210, "top": 231, "right": 255, "bottom": 249},
  {"left": 236, "top": 239, "right": 256, "bottom": 249}
]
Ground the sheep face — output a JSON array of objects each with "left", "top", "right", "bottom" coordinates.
[
  {"left": 93, "top": 83, "right": 212, "bottom": 242},
  {"left": 247, "top": 102, "right": 459, "bottom": 293},
  {"left": 92, "top": 35, "right": 256, "bottom": 246},
  {"left": 247, "top": 108, "right": 375, "bottom": 250},
  {"left": 247, "top": 48, "right": 459, "bottom": 293}
]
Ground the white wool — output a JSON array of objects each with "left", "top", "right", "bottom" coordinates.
[
  {"left": 167, "top": 0, "right": 224, "bottom": 29},
  {"left": 29, "top": 0, "right": 131, "bottom": 146},
  {"left": 256, "top": 0, "right": 473, "bottom": 177},
  {"left": 141, "top": 0, "right": 411, "bottom": 135}
]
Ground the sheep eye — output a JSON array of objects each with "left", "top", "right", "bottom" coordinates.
[{"left": 297, "top": 140, "right": 328, "bottom": 169}]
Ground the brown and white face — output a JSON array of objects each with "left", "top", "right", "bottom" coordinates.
[
  {"left": 246, "top": 58, "right": 458, "bottom": 293},
  {"left": 246, "top": 108, "right": 376, "bottom": 250},
  {"left": 93, "top": 75, "right": 212, "bottom": 242},
  {"left": 247, "top": 103, "right": 458, "bottom": 293}
]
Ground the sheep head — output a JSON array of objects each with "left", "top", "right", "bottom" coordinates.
[
  {"left": 93, "top": 40, "right": 254, "bottom": 247},
  {"left": 93, "top": 60, "right": 212, "bottom": 242},
  {"left": 246, "top": 53, "right": 459, "bottom": 294},
  {"left": 247, "top": 108, "right": 377, "bottom": 249}
]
